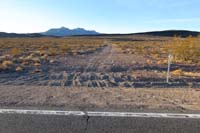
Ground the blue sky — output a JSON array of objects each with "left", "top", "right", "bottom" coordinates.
[{"left": 1, "top": 0, "right": 200, "bottom": 33}]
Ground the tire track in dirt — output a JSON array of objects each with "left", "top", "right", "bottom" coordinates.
[
  {"left": 48, "top": 43, "right": 114, "bottom": 87},
  {"left": 97, "top": 44, "right": 115, "bottom": 72},
  {"left": 82, "top": 43, "right": 113, "bottom": 72},
  {"left": 48, "top": 43, "right": 135, "bottom": 87}
]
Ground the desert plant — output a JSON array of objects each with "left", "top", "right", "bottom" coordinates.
[
  {"left": 10, "top": 48, "right": 20, "bottom": 56},
  {"left": 48, "top": 48, "right": 57, "bottom": 56},
  {"left": 16, "top": 66, "right": 23, "bottom": 72},
  {"left": 60, "top": 44, "right": 68, "bottom": 54},
  {"left": 170, "top": 36, "right": 200, "bottom": 63}
]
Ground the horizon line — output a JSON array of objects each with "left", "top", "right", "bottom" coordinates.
[{"left": 0, "top": 28, "right": 200, "bottom": 35}]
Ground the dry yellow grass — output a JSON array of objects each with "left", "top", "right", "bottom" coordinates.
[
  {"left": 114, "top": 36, "right": 200, "bottom": 65},
  {"left": 171, "top": 69, "right": 183, "bottom": 76},
  {"left": 0, "top": 37, "right": 105, "bottom": 72},
  {"left": 183, "top": 72, "right": 200, "bottom": 77},
  {"left": 171, "top": 69, "right": 200, "bottom": 77},
  {"left": 9, "top": 47, "right": 20, "bottom": 56},
  {"left": 2, "top": 60, "right": 13, "bottom": 66},
  {"left": 15, "top": 66, "right": 23, "bottom": 72},
  {"left": 1, "top": 60, "right": 13, "bottom": 70},
  {"left": 33, "top": 63, "right": 41, "bottom": 67}
]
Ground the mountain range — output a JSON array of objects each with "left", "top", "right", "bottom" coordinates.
[
  {"left": 0, "top": 27, "right": 199, "bottom": 38},
  {"left": 41, "top": 27, "right": 99, "bottom": 36}
]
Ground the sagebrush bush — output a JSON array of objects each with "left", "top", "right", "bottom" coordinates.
[
  {"left": 10, "top": 48, "right": 20, "bottom": 56},
  {"left": 170, "top": 36, "right": 200, "bottom": 63}
]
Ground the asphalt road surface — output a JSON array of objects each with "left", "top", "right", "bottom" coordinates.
[{"left": 0, "top": 109, "right": 200, "bottom": 133}]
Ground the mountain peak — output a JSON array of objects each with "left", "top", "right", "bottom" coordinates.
[
  {"left": 42, "top": 27, "right": 99, "bottom": 37},
  {"left": 74, "top": 27, "right": 85, "bottom": 30},
  {"left": 60, "top": 26, "right": 69, "bottom": 30}
]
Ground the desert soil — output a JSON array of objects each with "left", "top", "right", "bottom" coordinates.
[
  {"left": 0, "top": 43, "right": 199, "bottom": 88},
  {"left": 0, "top": 85, "right": 200, "bottom": 112}
]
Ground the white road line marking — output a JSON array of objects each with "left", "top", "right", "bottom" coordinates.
[
  {"left": 0, "top": 109, "right": 85, "bottom": 116},
  {"left": 0, "top": 109, "right": 200, "bottom": 119}
]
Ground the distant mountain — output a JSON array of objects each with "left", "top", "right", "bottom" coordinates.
[
  {"left": 41, "top": 27, "right": 100, "bottom": 36},
  {"left": 0, "top": 32, "right": 44, "bottom": 38}
]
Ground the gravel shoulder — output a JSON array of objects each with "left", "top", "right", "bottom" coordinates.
[{"left": 0, "top": 85, "right": 200, "bottom": 113}]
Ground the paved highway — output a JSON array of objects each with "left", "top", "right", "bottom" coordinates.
[{"left": 0, "top": 109, "right": 200, "bottom": 133}]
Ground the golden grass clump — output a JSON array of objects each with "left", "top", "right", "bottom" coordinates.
[
  {"left": 60, "top": 44, "right": 68, "bottom": 54},
  {"left": 15, "top": 66, "right": 23, "bottom": 72},
  {"left": 183, "top": 72, "right": 200, "bottom": 77},
  {"left": 171, "top": 69, "right": 183, "bottom": 76},
  {"left": 0, "top": 60, "right": 13, "bottom": 70},
  {"left": 33, "top": 63, "right": 41, "bottom": 67},
  {"left": 2, "top": 60, "right": 13, "bottom": 67},
  {"left": 10, "top": 48, "right": 21, "bottom": 56},
  {"left": 48, "top": 48, "right": 57, "bottom": 56}
]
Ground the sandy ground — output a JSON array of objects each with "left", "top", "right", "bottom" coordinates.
[{"left": 0, "top": 85, "right": 200, "bottom": 112}]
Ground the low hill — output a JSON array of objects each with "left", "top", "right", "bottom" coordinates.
[
  {"left": 0, "top": 32, "right": 44, "bottom": 38},
  {"left": 83, "top": 30, "right": 200, "bottom": 37},
  {"left": 134, "top": 30, "right": 200, "bottom": 37}
]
